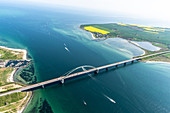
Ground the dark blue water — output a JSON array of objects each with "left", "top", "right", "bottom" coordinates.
[{"left": 0, "top": 3, "right": 170, "bottom": 113}]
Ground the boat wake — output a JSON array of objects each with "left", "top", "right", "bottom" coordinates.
[{"left": 103, "top": 94, "right": 116, "bottom": 103}]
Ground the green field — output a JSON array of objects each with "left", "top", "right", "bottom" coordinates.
[
  {"left": 0, "top": 67, "right": 13, "bottom": 86},
  {"left": 149, "top": 53, "right": 170, "bottom": 62},
  {"left": 15, "top": 63, "right": 37, "bottom": 85},
  {"left": 0, "top": 92, "right": 27, "bottom": 107},
  {"left": 80, "top": 23, "right": 170, "bottom": 48},
  {"left": 0, "top": 48, "right": 23, "bottom": 60}
]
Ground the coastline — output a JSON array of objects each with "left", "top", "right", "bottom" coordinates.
[
  {"left": 90, "top": 33, "right": 96, "bottom": 40},
  {"left": 130, "top": 41, "right": 140, "bottom": 46},
  {"left": 0, "top": 46, "right": 28, "bottom": 60},
  {"left": 130, "top": 41, "right": 161, "bottom": 51},
  {"left": 145, "top": 61, "right": 170, "bottom": 64},
  {"left": 89, "top": 33, "right": 169, "bottom": 64},
  {"left": 19, "top": 91, "right": 33, "bottom": 113},
  {"left": 7, "top": 69, "right": 16, "bottom": 82},
  {"left": 0, "top": 45, "right": 32, "bottom": 112}
]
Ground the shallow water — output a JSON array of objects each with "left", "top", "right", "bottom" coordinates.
[
  {"left": 131, "top": 41, "right": 161, "bottom": 51},
  {"left": 103, "top": 38, "right": 145, "bottom": 57}
]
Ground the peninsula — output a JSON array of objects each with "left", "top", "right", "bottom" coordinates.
[
  {"left": 80, "top": 23, "right": 170, "bottom": 63},
  {"left": 0, "top": 46, "right": 33, "bottom": 113}
]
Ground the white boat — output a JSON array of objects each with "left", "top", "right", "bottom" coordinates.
[
  {"left": 83, "top": 100, "right": 87, "bottom": 105},
  {"left": 65, "top": 47, "right": 70, "bottom": 52}
]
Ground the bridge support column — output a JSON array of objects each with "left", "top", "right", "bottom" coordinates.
[
  {"left": 106, "top": 68, "right": 109, "bottom": 71},
  {"left": 61, "top": 79, "right": 64, "bottom": 84},
  {"left": 137, "top": 58, "right": 141, "bottom": 61},
  {"left": 95, "top": 69, "right": 99, "bottom": 74},
  {"left": 132, "top": 60, "right": 134, "bottom": 63},
  {"left": 124, "top": 63, "right": 126, "bottom": 66},
  {"left": 42, "top": 85, "right": 44, "bottom": 89},
  {"left": 115, "top": 65, "right": 118, "bottom": 68}
]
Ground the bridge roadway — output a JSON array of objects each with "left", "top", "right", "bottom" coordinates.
[{"left": 0, "top": 51, "right": 169, "bottom": 96}]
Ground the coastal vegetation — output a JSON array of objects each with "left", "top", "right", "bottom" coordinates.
[
  {"left": 144, "top": 53, "right": 170, "bottom": 62},
  {"left": 0, "top": 92, "right": 27, "bottom": 107},
  {"left": 0, "top": 92, "right": 32, "bottom": 113},
  {"left": 0, "top": 67, "right": 13, "bottom": 86},
  {"left": 0, "top": 47, "right": 32, "bottom": 112},
  {"left": 80, "top": 23, "right": 170, "bottom": 47},
  {"left": 0, "top": 47, "right": 23, "bottom": 60},
  {"left": 15, "top": 63, "right": 37, "bottom": 84},
  {"left": 81, "top": 23, "right": 170, "bottom": 62},
  {"left": 0, "top": 83, "right": 22, "bottom": 94}
]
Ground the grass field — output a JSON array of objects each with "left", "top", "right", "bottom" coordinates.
[
  {"left": 0, "top": 67, "right": 13, "bottom": 86},
  {"left": 148, "top": 53, "right": 170, "bottom": 62},
  {"left": 0, "top": 48, "right": 23, "bottom": 60},
  {"left": 0, "top": 92, "right": 31, "bottom": 113}
]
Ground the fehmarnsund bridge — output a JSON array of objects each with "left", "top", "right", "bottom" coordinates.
[{"left": 0, "top": 51, "right": 169, "bottom": 96}]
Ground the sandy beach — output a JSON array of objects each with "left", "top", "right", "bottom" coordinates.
[
  {"left": 0, "top": 46, "right": 28, "bottom": 60},
  {"left": 90, "top": 33, "right": 96, "bottom": 40},
  {"left": 7, "top": 69, "right": 16, "bottom": 82},
  {"left": 130, "top": 41, "right": 140, "bottom": 46},
  {"left": 19, "top": 92, "right": 33, "bottom": 113}
]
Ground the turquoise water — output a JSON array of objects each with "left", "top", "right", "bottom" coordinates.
[{"left": 0, "top": 3, "right": 170, "bottom": 113}]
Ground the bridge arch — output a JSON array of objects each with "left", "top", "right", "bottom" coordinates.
[{"left": 63, "top": 65, "right": 96, "bottom": 78}]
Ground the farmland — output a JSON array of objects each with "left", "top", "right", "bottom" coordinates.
[{"left": 80, "top": 23, "right": 170, "bottom": 48}]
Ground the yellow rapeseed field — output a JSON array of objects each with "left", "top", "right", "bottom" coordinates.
[
  {"left": 117, "top": 23, "right": 169, "bottom": 34},
  {"left": 84, "top": 26, "right": 110, "bottom": 35},
  {"left": 144, "top": 28, "right": 166, "bottom": 32},
  {"left": 117, "top": 23, "right": 127, "bottom": 26},
  {"left": 144, "top": 31, "right": 159, "bottom": 34},
  {"left": 129, "top": 24, "right": 151, "bottom": 28}
]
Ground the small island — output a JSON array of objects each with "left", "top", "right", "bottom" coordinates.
[
  {"left": 80, "top": 23, "right": 170, "bottom": 63},
  {"left": 0, "top": 46, "right": 35, "bottom": 113}
]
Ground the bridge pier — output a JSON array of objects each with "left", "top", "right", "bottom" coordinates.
[
  {"left": 42, "top": 85, "right": 44, "bottom": 89},
  {"left": 115, "top": 65, "right": 118, "bottom": 68},
  {"left": 94, "top": 69, "right": 99, "bottom": 74},
  {"left": 124, "top": 63, "right": 126, "bottom": 66},
  {"left": 137, "top": 58, "right": 141, "bottom": 61},
  {"left": 61, "top": 79, "right": 64, "bottom": 84},
  {"left": 106, "top": 68, "right": 109, "bottom": 71}
]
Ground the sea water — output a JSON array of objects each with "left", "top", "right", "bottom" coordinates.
[{"left": 0, "top": 3, "right": 170, "bottom": 113}]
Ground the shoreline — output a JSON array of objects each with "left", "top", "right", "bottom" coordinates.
[
  {"left": 7, "top": 69, "right": 16, "bottom": 82},
  {"left": 89, "top": 33, "right": 170, "bottom": 64},
  {"left": 130, "top": 41, "right": 161, "bottom": 51},
  {"left": 0, "top": 46, "right": 28, "bottom": 60},
  {"left": 0, "top": 45, "right": 32, "bottom": 112},
  {"left": 19, "top": 91, "right": 33, "bottom": 113},
  {"left": 90, "top": 33, "right": 96, "bottom": 40},
  {"left": 145, "top": 61, "right": 170, "bottom": 64}
]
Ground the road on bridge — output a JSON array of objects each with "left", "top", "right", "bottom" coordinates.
[{"left": 0, "top": 50, "right": 169, "bottom": 97}]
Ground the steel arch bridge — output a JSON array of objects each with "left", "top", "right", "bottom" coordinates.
[
  {"left": 60, "top": 65, "right": 96, "bottom": 83},
  {"left": 63, "top": 65, "right": 96, "bottom": 77}
]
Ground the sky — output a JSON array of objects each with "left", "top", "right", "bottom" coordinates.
[{"left": 2, "top": 0, "right": 170, "bottom": 22}]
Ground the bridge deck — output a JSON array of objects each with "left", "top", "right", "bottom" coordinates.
[{"left": 0, "top": 51, "right": 169, "bottom": 96}]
